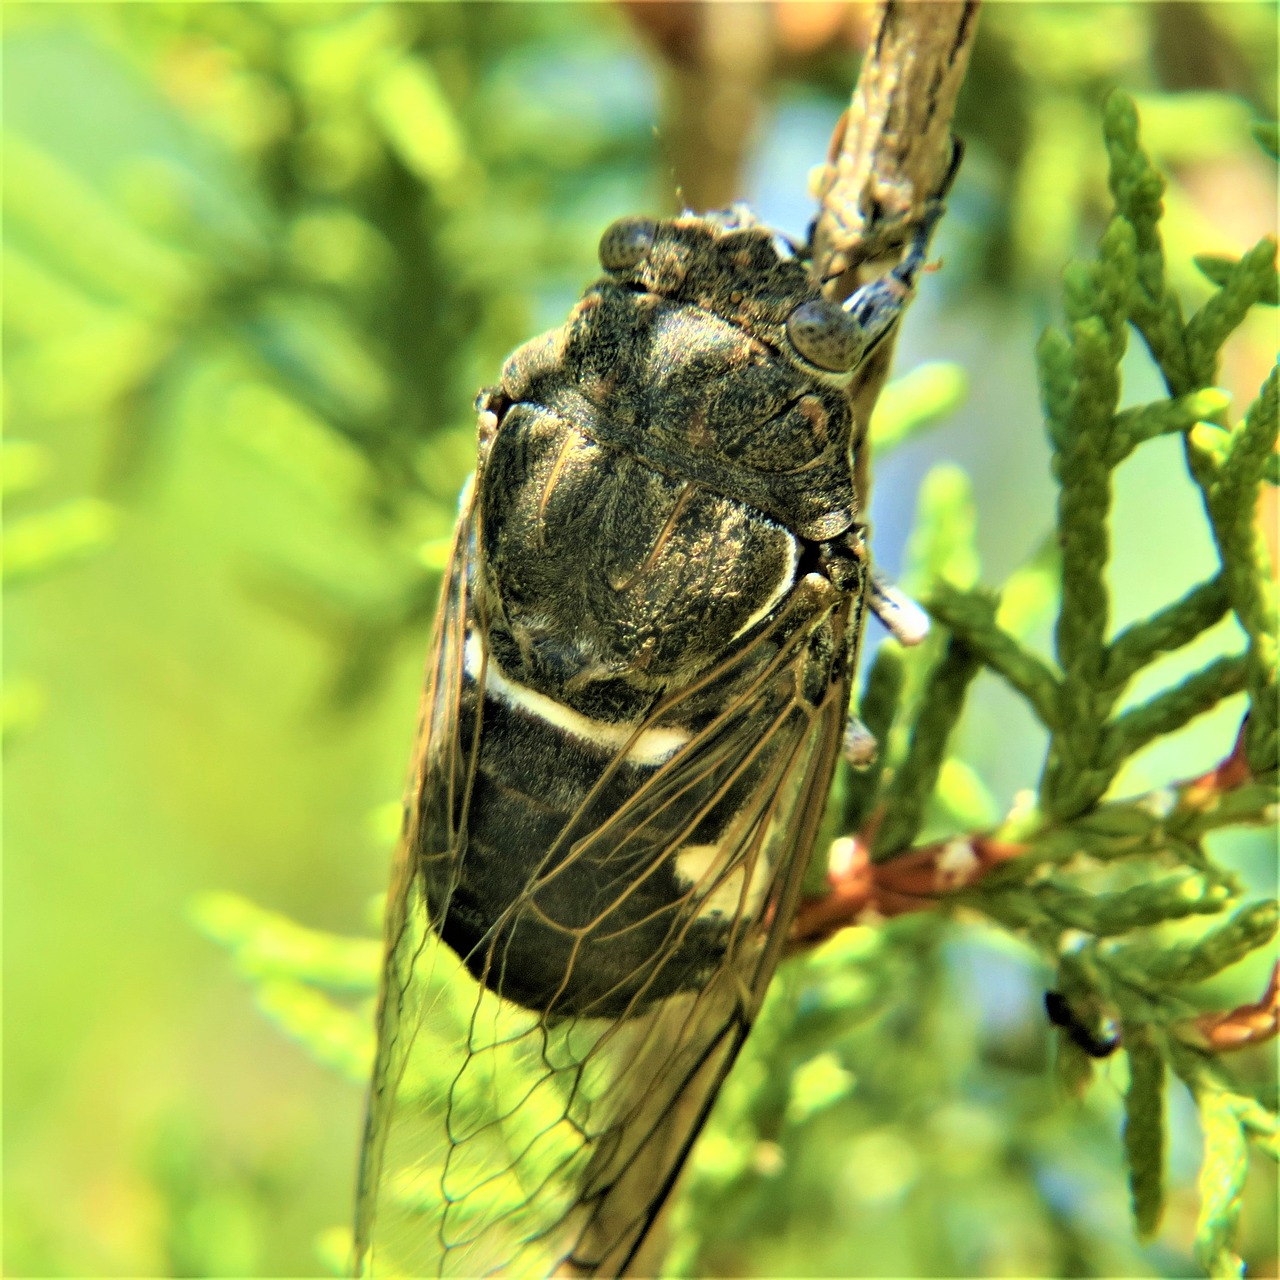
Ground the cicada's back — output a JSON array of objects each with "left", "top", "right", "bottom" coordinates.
[{"left": 356, "top": 201, "right": 946, "bottom": 1277}]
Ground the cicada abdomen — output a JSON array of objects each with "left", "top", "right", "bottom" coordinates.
[{"left": 355, "top": 202, "right": 945, "bottom": 1278}]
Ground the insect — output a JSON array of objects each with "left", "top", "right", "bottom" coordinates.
[
  {"left": 1044, "top": 989, "right": 1122, "bottom": 1059},
  {"left": 354, "top": 193, "right": 949, "bottom": 1278}
]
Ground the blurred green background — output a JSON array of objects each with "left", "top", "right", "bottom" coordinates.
[{"left": 3, "top": 3, "right": 1276, "bottom": 1276}]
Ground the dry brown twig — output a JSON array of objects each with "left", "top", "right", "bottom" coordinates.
[
  {"left": 810, "top": 0, "right": 980, "bottom": 504},
  {"left": 810, "top": 0, "right": 980, "bottom": 292}
]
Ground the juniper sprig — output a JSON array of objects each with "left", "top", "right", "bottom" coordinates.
[{"left": 833, "top": 92, "right": 1277, "bottom": 1275}]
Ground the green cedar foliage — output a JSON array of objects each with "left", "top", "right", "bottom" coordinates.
[
  {"left": 821, "top": 92, "right": 1276, "bottom": 1279},
  {"left": 1, "top": 439, "right": 118, "bottom": 741}
]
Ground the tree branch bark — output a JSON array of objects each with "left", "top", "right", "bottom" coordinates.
[
  {"left": 809, "top": 0, "right": 980, "bottom": 504},
  {"left": 811, "top": 0, "right": 980, "bottom": 297}
]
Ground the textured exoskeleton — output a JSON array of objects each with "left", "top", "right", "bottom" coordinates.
[{"left": 356, "top": 200, "right": 946, "bottom": 1279}]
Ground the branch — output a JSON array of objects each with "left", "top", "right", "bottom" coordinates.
[
  {"left": 810, "top": 0, "right": 979, "bottom": 295},
  {"left": 789, "top": 827, "right": 1026, "bottom": 943},
  {"left": 1177, "top": 962, "right": 1280, "bottom": 1053},
  {"left": 808, "top": 0, "right": 980, "bottom": 499},
  {"left": 790, "top": 717, "right": 1273, "bottom": 945}
]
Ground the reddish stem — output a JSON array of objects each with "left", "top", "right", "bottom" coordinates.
[
  {"left": 789, "top": 828, "right": 1026, "bottom": 948},
  {"left": 790, "top": 714, "right": 1263, "bottom": 950},
  {"left": 1177, "top": 961, "right": 1280, "bottom": 1053}
]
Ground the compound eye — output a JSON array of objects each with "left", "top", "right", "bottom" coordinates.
[
  {"left": 785, "top": 298, "right": 864, "bottom": 372},
  {"left": 599, "top": 217, "right": 657, "bottom": 272}
]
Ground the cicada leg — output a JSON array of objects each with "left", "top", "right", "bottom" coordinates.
[{"left": 868, "top": 571, "right": 930, "bottom": 647}]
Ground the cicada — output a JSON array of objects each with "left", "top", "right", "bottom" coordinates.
[{"left": 354, "top": 197, "right": 946, "bottom": 1278}]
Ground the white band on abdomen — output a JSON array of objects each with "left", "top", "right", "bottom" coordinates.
[{"left": 464, "top": 631, "right": 690, "bottom": 767}]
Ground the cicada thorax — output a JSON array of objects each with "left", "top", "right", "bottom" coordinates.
[
  {"left": 524, "top": 215, "right": 863, "bottom": 541},
  {"left": 418, "top": 211, "right": 870, "bottom": 1024}
]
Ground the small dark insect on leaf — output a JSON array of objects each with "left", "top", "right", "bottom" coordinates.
[
  {"left": 353, "top": 188, "right": 952, "bottom": 1278},
  {"left": 1045, "top": 989, "right": 1122, "bottom": 1059}
]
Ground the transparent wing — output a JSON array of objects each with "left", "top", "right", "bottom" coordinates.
[
  {"left": 355, "top": 487, "right": 857, "bottom": 1278},
  {"left": 354, "top": 479, "right": 479, "bottom": 1271}
]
